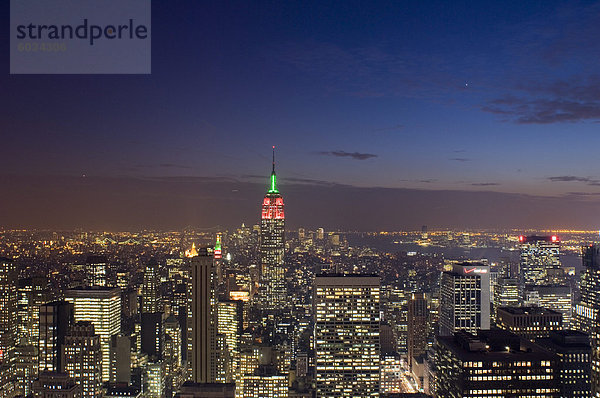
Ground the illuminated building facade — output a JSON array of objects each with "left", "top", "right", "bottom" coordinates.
[
  {"left": 145, "top": 361, "right": 166, "bottom": 398},
  {"left": 314, "top": 274, "right": 380, "bottom": 398},
  {"left": 217, "top": 300, "right": 242, "bottom": 383},
  {"left": 0, "top": 257, "right": 18, "bottom": 382},
  {"left": 524, "top": 284, "right": 572, "bottom": 327},
  {"left": 496, "top": 306, "right": 562, "bottom": 341},
  {"left": 63, "top": 321, "right": 101, "bottom": 398},
  {"left": 39, "top": 300, "right": 74, "bottom": 373},
  {"left": 379, "top": 353, "right": 402, "bottom": 394},
  {"left": 65, "top": 286, "right": 121, "bottom": 383},
  {"left": 142, "top": 259, "right": 160, "bottom": 313},
  {"left": 435, "top": 330, "right": 559, "bottom": 398},
  {"left": 407, "top": 293, "right": 428, "bottom": 371},
  {"left": 536, "top": 330, "right": 591, "bottom": 398},
  {"left": 188, "top": 248, "right": 217, "bottom": 383},
  {"left": 241, "top": 371, "right": 288, "bottom": 398},
  {"left": 18, "top": 276, "right": 49, "bottom": 346},
  {"left": 260, "top": 147, "right": 286, "bottom": 309},
  {"left": 492, "top": 277, "right": 520, "bottom": 319},
  {"left": 439, "top": 262, "right": 490, "bottom": 336},
  {"left": 519, "top": 235, "right": 561, "bottom": 286},
  {"left": 86, "top": 255, "right": 108, "bottom": 287},
  {"left": 574, "top": 245, "right": 600, "bottom": 334}
]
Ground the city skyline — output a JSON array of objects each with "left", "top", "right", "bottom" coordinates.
[{"left": 3, "top": 1, "right": 600, "bottom": 230}]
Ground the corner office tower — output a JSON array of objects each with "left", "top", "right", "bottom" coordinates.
[{"left": 260, "top": 147, "right": 286, "bottom": 309}]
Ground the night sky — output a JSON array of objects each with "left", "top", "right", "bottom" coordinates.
[{"left": 3, "top": 1, "right": 600, "bottom": 230}]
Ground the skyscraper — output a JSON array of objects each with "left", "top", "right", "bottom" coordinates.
[
  {"left": 574, "top": 245, "right": 600, "bottom": 335},
  {"left": 0, "top": 257, "right": 18, "bottom": 379},
  {"left": 188, "top": 247, "right": 217, "bottom": 383},
  {"left": 86, "top": 255, "right": 108, "bottom": 287},
  {"left": 314, "top": 274, "right": 380, "bottom": 398},
  {"left": 65, "top": 286, "right": 121, "bottom": 383},
  {"left": 407, "top": 293, "right": 428, "bottom": 372},
  {"left": 63, "top": 321, "right": 102, "bottom": 398},
  {"left": 439, "top": 262, "right": 490, "bottom": 336},
  {"left": 39, "top": 300, "right": 74, "bottom": 373},
  {"left": 519, "top": 235, "right": 561, "bottom": 286},
  {"left": 577, "top": 246, "right": 600, "bottom": 397},
  {"left": 142, "top": 259, "right": 160, "bottom": 313},
  {"left": 260, "top": 147, "right": 286, "bottom": 309},
  {"left": 492, "top": 277, "right": 520, "bottom": 318}
]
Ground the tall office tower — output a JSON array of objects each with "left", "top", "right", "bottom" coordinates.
[
  {"left": 109, "top": 335, "right": 131, "bottom": 384},
  {"left": 496, "top": 306, "right": 563, "bottom": 341},
  {"left": 18, "top": 276, "right": 49, "bottom": 346},
  {"left": 536, "top": 330, "right": 592, "bottom": 398},
  {"left": 439, "top": 262, "right": 490, "bottom": 336},
  {"left": 165, "top": 315, "right": 184, "bottom": 392},
  {"left": 0, "top": 257, "right": 18, "bottom": 377},
  {"left": 519, "top": 235, "right": 561, "bottom": 286},
  {"left": 188, "top": 247, "right": 217, "bottom": 383},
  {"left": 298, "top": 228, "right": 305, "bottom": 241},
  {"left": 407, "top": 293, "right": 428, "bottom": 372},
  {"left": 142, "top": 259, "right": 160, "bottom": 313},
  {"left": 314, "top": 274, "right": 380, "bottom": 398},
  {"left": 86, "top": 255, "right": 108, "bottom": 287},
  {"left": 65, "top": 286, "right": 121, "bottom": 383},
  {"left": 574, "top": 245, "right": 600, "bottom": 334},
  {"left": 63, "top": 321, "right": 101, "bottom": 398},
  {"left": 260, "top": 147, "right": 286, "bottom": 309},
  {"left": 576, "top": 246, "right": 600, "bottom": 397},
  {"left": 15, "top": 344, "right": 37, "bottom": 396},
  {"left": 421, "top": 225, "right": 428, "bottom": 239},
  {"left": 217, "top": 300, "right": 242, "bottom": 383},
  {"left": 492, "top": 277, "right": 520, "bottom": 319},
  {"left": 524, "top": 284, "right": 573, "bottom": 326},
  {"left": 39, "top": 300, "right": 74, "bottom": 373},
  {"left": 435, "top": 330, "right": 559, "bottom": 397},
  {"left": 32, "top": 372, "right": 82, "bottom": 398},
  {"left": 141, "top": 312, "right": 164, "bottom": 359}
]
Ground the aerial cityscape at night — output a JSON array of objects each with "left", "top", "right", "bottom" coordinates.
[{"left": 4, "top": 0, "right": 600, "bottom": 397}]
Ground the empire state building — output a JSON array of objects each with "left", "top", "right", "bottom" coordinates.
[{"left": 260, "top": 147, "right": 286, "bottom": 308}]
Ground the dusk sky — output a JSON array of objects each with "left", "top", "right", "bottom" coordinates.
[{"left": 3, "top": 1, "right": 600, "bottom": 230}]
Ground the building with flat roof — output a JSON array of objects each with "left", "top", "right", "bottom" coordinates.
[
  {"left": 496, "top": 306, "right": 563, "bottom": 341},
  {"left": 435, "top": 329, "right": 559, "bottom": 397}
]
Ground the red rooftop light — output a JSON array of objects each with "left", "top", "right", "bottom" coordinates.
[
  {"left": 551, "top": 235, "right": 559, "bottom": 242},
  {"left": 518, "top": 235, "right": 525, "bottom": 242}
]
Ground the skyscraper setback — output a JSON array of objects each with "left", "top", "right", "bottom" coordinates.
[{"left": 259, "top": 147, "right": 286, "bottom": 309}]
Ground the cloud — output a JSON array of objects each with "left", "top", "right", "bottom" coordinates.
[
  {"left": 483, "top": 93, "right": 600, "bottom": 124},
  {"left": 318, "top": 151, "right": 378, "bottom": 160},
  {"left": 548, "top": 176, "right": 600, "bottom": 186},
  {"left": 471, "top": 182, "right": 500, "bottom": 186},
  {"left": 450, "top": 158, "right": 471, "bottom": 162},
  {"left": 159, "top": 163, "right": 193, "bottom": 169}
]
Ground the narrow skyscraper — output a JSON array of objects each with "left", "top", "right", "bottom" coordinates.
[
  {"left": 188, "top": 247, "right": 217, "bottom": 383},
  {"left": 260, "top": 147, "right": 286, "bottom": 309}
]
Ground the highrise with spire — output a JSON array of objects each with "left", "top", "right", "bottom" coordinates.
[{"left": 260, "top": 147, "right": 286, "bottom": 309}]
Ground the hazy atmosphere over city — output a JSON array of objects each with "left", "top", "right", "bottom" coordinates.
[{"left": 4, "top": 0, "right": 600, "bottom": 230}]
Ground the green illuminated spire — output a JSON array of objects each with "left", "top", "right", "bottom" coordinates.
[{"left": 268, "top": 146, "right": 279, "bottom": 193}]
